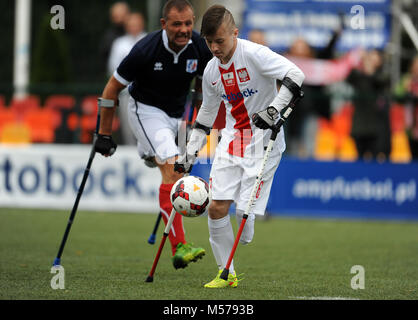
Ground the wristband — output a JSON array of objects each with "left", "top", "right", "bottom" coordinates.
[{"left": 193, "top": 121, "right": 211, "bottom": 135}]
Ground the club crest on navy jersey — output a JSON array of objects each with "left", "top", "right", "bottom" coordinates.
[{"left": 186, "top": 59, "right": 198, "bottom": 73}]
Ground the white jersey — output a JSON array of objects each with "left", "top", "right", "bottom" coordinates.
[{"left": 197, "top": 38, "right": 301, "bottom": 159}]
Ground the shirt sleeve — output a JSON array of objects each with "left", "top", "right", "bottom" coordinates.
[
  {"left": 250, "top": 45, "right": 302, "bottom": 83},
  {"left": 115, "top": 43, "right": 143, "bottom": 85},
  {"left": 195, "top": 69, "right": 221, "bottom": 128}
]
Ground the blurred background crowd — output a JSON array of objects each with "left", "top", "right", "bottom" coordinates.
[{"left": 1, "top": 0, "right": 418, "bottom": 163}]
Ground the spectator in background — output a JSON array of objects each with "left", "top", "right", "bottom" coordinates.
[
  {"left": 286, "top": 30, "right": 341, "bottom": 157},
  {"left": 248, "top": 29, "right": 267, "bottom": 46},
  {"left": 288, "top": 28, "right": 341, "bottom": 117},
  {"left": 108, "top": 12, "right": 147, "bottom": 76},
  {"left": 282, "top": 14, "right": 344, "bottom": 158},
  {"left": 347, "top": 49, "right": 391, "bottom": 161},
  {"left": 394, "top": 55, "right": 418, "bottom": 159},
  {"left": 100, "top": 2, "right": 131, "bottom": 77},
  {"left": 108, "top": 12, "right": 147, "bottom": 145}
]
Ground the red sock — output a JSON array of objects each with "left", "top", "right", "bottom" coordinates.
[{"left": 159, "top": 183, "right": 186, "bottom": 255}]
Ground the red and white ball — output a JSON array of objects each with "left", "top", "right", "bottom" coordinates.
[{"left": 170, "top": 176, "right": 211, "bottom": 217}]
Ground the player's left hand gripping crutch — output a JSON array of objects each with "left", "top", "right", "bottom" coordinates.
[
  {"left": 220, "top": 86, "right": 304, "bottom": 281},
  {"left": 52, "top": 98, "right": 116, "bottom": 267}
]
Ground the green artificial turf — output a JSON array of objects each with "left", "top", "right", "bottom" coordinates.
[{"left": 0, "top": 208, "right": 417, "bottom": 300}]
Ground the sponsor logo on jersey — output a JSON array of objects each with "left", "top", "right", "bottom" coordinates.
[
  {"left": 221, "top": 88, "right": 259, "bottom": 102},
  {"left": 186, "top": 59, "right": 198, "bottom": 73},
  {"left": 237, "top": 68, "right": 250, "bottom": 82},
  {"left": 154, "top": 62, "right": 163, "bottom": 71},
  {"left": 222, "top": 72, "right": 235, "bottom": 86}
]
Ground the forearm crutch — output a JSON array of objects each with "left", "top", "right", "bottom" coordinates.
[{"left": 52, "top": 98, "right": 114, "bottom": 266}]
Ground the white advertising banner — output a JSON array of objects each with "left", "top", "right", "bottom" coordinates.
[{"left": 0, "top": 144, "right": 161, "bottom": 213}]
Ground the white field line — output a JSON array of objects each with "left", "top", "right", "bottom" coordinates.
[{"left": 289, "top": 296, "right": 360, "bottom": 300}]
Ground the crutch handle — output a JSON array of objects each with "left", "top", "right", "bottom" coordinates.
[{"left": 270, "top": 90, "right": 304, "bottom": 140}]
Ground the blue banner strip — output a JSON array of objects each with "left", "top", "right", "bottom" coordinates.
[{"left": 192, "top": 157, "right": 418, "bottom": 221}]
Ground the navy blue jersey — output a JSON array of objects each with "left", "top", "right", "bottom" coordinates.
[{"left": 115, "top": 30, "right": 213, "bottom": 118}]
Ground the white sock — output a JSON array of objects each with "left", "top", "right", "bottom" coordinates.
[
  {"left": 208, "top": 215, "right": 235, "bottom": 274},
  {"left": 235, "top": 210, "right": 255, "bottom": 245}
]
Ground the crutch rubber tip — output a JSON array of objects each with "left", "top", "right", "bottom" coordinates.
[
  {"left": 148, "top": 234, "right": 156, "bottom": 245},
  {"left": 145, "top": 275, "right": 154, "bottom": 283},
  {"left": 53, "top": 258, "right": 61, "bottom": 267},
  {"left": 220, "top": 268, "right": 229, "bottom": 281}
]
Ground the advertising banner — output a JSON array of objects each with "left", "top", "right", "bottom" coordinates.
[
  {"left": 2, "top": 145, "right": 416, "bottom": 220},
  {"left": 241, "top": 0, "right": 392, "bottom": 52},
  {"left": 192, "top": 158, "right": 418, "bottom": 221},
  {"left": 0, "top": 145, "right": 160, "bottom": 213},
  {"left": 269, "top": 158, "right": 418, "bottom": 220}
]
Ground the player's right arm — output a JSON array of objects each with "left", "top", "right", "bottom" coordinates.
[
  {"left": 95, "top": 40, "right": 142, "bottom": 156},
  {"left": 94, "top": 76, "right": 126, "bottom": 157},
  {"left": 99, "top": 75, "right": 126, "bottom": 135},
  {"left": 250, "top": 45, "right": 305, "bottom": 129},
  {"left": 174, "top": 64, "right": 221, "bottom": 173},
  {"left": 194, "top": 64, "right": 222, "bottom": 129}
]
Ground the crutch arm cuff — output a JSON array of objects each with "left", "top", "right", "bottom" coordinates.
[{"left": 98, "top": 98, "right": 119, "bottom": 108}]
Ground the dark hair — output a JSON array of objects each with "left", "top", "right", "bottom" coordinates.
[
  {"left": 201, "top": 5, "right": 235, "bottom": 37},
  {"left": 162, "top": 0, "right": 194, "bottom": 20}
]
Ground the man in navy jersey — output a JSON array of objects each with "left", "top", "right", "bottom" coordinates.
[{"left": 94, "top": 0, "right": 213, "bottom": 269}]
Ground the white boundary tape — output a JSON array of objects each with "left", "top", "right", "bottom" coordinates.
[{"left": 289, "top": 296, "right": 360, "bottom": 300}]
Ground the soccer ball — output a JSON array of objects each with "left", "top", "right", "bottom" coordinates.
[{"left": 170, "top": 175, "right": 211, "bottom": 217}]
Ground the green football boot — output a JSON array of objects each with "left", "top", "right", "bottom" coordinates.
[{"left": 172, "top": 242, "right": 205, "bottom": 269}]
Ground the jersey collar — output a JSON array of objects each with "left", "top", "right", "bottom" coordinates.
[{"left": 162, "top": 29, "right": 193, "bottom": 64}]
